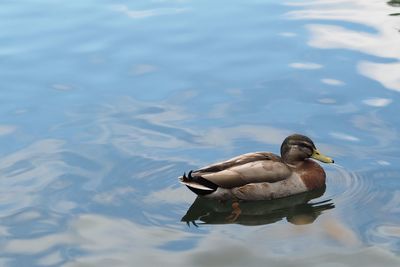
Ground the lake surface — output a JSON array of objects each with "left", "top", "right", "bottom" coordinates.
[{"left": 1, "top": 0, "right": 400, "bottom": 266}]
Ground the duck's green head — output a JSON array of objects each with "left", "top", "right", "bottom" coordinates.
[{"left": 280, "top": 134, "right": 334, "bottom": 165}]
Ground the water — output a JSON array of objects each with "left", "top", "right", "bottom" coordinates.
[{"left": 1, "top": 0, "right": 400, "bottom": 266}]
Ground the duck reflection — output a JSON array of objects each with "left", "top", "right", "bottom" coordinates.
[{"left": 182, "top": 187, "right": 334, "bottom": 226}]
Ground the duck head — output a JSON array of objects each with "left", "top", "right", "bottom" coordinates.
[{"left": 280, "top": 134, "right": 334, "bottom": 165}]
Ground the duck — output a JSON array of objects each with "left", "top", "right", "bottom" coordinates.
[{"left": 179, "top": 134, "right": 334, "bottom": 201}]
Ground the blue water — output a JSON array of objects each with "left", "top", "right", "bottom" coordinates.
[{"left": 1, "top": 0, "right": 400, "bottom": 266}]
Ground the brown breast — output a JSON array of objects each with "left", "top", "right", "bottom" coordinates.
[{"left": 296, "top": 159, "right": 326, "bottom": 190}]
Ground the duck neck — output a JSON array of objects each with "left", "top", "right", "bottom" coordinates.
[
  {"left": 282, "top": 154, "right": 308, "bottom": 167},
  {"left": 285, "top": 160, "right": 305, "bottom": 169}
]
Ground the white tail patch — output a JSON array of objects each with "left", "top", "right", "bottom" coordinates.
[{"left": 179, "top": 180, "right": 215, "bottom": 191}]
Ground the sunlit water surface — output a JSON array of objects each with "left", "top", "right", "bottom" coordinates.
[{"left": 1, "top": 0, "right": 400, "bottom": 266}]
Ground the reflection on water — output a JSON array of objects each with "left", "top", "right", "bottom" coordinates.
[
  {"left": 286, "top": 0, "right": 400, "bottom": 92},
  {"left": 387, "top": 1, "right": 400, "bottom": 8},
  {"left": 182, "top": 188, "right": 334, "bottom": 226},
  {"left": 1, "top": 0, "right": 400, "bottom": 266}
]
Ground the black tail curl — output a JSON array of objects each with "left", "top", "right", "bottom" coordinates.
[
  {"left": 182, "top": 171, "right": 197, "bottom": 181},
  {"left": 181, "top": 170, "right": 218, "bottom": 196}
]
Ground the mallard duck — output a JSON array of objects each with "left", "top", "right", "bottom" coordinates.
[{"left": 179, "top": 134, "right": 334, "bottom": 200}]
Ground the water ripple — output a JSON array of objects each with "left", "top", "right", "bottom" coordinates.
[{"left": 326, "top": 165, "right": 377, "bottom": 206}]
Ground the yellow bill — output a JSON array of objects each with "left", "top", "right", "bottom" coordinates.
[{"left": 312, "top": 149, "right": 334, "bottom": 163}]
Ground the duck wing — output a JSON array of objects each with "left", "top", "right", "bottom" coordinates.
[{"left": 192, "top": 152, "right": 292, "bottom": 188}]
